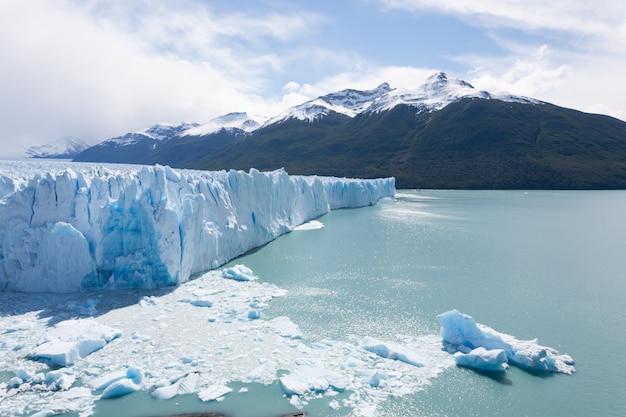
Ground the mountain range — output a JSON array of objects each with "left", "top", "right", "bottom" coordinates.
[
  {"left": 24, "top": 137, "right": 90, "bottom": 159},
  {"left": 67, "top": 72, "right": 626, "bottom": 189}
]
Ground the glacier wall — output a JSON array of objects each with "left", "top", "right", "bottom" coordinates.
[{"left": 0, "top": 162, "right": 395, "bottom": 292}]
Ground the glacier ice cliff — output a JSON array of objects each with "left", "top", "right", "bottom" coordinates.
[{"left": 0, "top": 161, "right": 394, "bottom": 292}]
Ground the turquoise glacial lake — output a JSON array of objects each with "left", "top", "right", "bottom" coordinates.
[
  {"left": 217, "top": 189, "right": 626, "bottom": 417},
  {"left": 9, "top": 190, "right": 624, "bottom": 417}
]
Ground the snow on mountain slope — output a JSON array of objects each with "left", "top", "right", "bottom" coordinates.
[
  {"left": 139, "top": 122, "right": 199, "bottom": 141},
  {"left": 102, "top": 122, "right": 198, "bottom": 147},
  {"left": 75, "top": 72, "right": 540, "bottom": 151},
  {"left": 24, "top": 137, "right": 90, "bottom": 159},
  {"left": 182, "top": 112, "right": 267, "bottom": 137},
  {"left": 0, "top": 160, "right": 395, "bottom": 293},
  {"left": 260, "top": 72, "right": 541, "bottom": 126},
  {"left": 266, "top": 83, "right": 392, "bottom": 124},
  {"left": 366, "top": 72, "right": 542, "bottom": 114}
]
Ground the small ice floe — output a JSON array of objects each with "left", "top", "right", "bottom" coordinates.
[
  {"left": 361, "top": 336, "right": 425, "bottom": 367},
  {"left": 247, "top": 310, "right": 261, "bottom": 320},
  {"left": 437, "top": 310, "right": 575, "bottom": 374},
  {"left": 454, "top": 347, "right": 508, "bottom": 372},
  {"left": 267, "top": 316, "right": 301, "bottom": 339},
  {"left": 221, "top": 264, "right": 258, "bottom": 282},
  {"left": 293, "top": 220, "right": 324, "bottom": 231},
  {"left": 89, "top": 370, "right": 127, "bottom": 390},
  {"left": 279, "top": 360, "right": 346, "bottom": 396},
  {"left": 92, "top": 367, "right": 144, "bottom": 398},
  {"left": 180, "top": 297, "right": 213, "bottom": 308},
  {"left": 27, "top": 387, "right": 93, "bottom": 417},
  {"left": 198, "top": 384, "right": 233, "bottom": 402},
  {"left": 367, "top": 371, "right": 388, "bottom": 388},
  {"left": 4, "top": 367, "right": 76, "bottom": 394},
  {"left": 27, "top": 319, "right": 121, "bottom": 366},
  {"left": 138, "top": 296, "right": 158, "bottom": 307},
  {"left": 151, "top": 372, "right": 199, "bottom": 399}
]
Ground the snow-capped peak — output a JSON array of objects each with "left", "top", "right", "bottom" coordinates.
[
  {"left": 319, "top": 82, "right": 393, "bottom": 113},
  {"left": 100, "top": 122, "right": 198, "bottom": 147},
  {"left": 139, "top": 122, "right": 199, "bottom": 141},
  {"left": 366, "top": 72, "right": 484, "bottom": 113},
  {"left": 182, "top": 112, "right": 267, "bottom": 137},
  {"left": 24, "top": 136, "right": 90, "bottom": 159},
  {"left": 367, "top": 72, "right": 542, "bottom": 114},
  {"left": 265, "top": 83, "right": 393, "bottom": 125},
  {"left": 262, "top": 73, "right": 542, "bottom": 127},
  {"left": 66, "top": 72, "right": 545, "bottom": 151}
]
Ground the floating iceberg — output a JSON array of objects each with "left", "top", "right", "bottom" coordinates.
[
  {"left": 100, "top": 367, "right": 144, "bottom": 398},
  {"left": 198, "top": 384, "right": 233, "bottom": 402},
  {"left": 150, "top": 372, "right": 199, "bottom": 400},
  {"left": 221, "top": 264, "right": 258, "bottom": 282},
  {"left": 0, "top": 161, "right": 394, "bottom": 292},
  {"left": 293, "top": 220, "right": 324, "bottom": 230},
  {"left": 437, "top": 310, "right": 575, "bottom": 374}
]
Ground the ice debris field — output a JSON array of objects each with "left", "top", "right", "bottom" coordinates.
[
  {"left": 0, "top": 267, "right": 576, "bottom": 417},
  {"left": 0, "top": 161, "right": 575, "bottom": 416}
]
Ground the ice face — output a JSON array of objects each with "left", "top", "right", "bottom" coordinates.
[
  {"left": 0, "top": 161, "right": 395, "bottom": 293},
  {"left": 437, "top": 310, "right": 575, "bottom": 374}
]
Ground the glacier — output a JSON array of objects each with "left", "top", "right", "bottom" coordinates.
[{"left": 0, "top": 160, "right": 394, "bottom": 293}]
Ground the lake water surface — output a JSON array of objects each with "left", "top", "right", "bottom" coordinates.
[
  {"left": 5, "top": 190, "right": 626, "bottom": 417},
  {"left": 220, "top": 189, "right": 626, "bottom": 416}
]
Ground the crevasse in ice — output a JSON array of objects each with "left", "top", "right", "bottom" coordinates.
[{"left": 0, "top": 162, "right": 394, "bottom": 292}]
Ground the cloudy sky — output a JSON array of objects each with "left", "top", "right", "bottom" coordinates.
[{"left": 1, "top": 0, "right": 625, "bottom": 157}]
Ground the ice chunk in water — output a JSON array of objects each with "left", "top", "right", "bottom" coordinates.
[
  {"left": 437, "top": 310, "right": 575, "bottom": 374},
  {"left": 151, "top": 372, "right": 199, "bottom": 399},
  {"left": 221, "top": 264, "right": 258, "bottom": 282},
  {"left": 27, "top": 319, "right": 121, "bottom": 366},
  {"left": 198, "top": 384, "right": 233, "bottom": 402},
  {"left": 454, "top": 347, "right": 508, "bottom": 372},
  {"left": 101, "top": 367, "right": 143, "bottom": 398},
  {"left": 362, "top": 336, "right": 424, "bottom": 367},
  {"left": 279, "top": 360, "right": 346, "bottom": 396}
]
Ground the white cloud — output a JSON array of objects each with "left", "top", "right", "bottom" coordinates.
[
  {"left": 1, "top": 0, "right": 624, "bottom": 158},
  {"left": 379, "top": 0, "right": 626, "bottom": 40},
  {"left": 377, "top": 0, "right": 626, "bottom": 120},
  {"left": 0, "top": 0, "right": 326, "bottom": 156},
  {"left": 460, "top": 41, "right": 626, "bottom": 121},
  {"left": 282, "top": 66, "right": 439, "bottom": 100}
]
